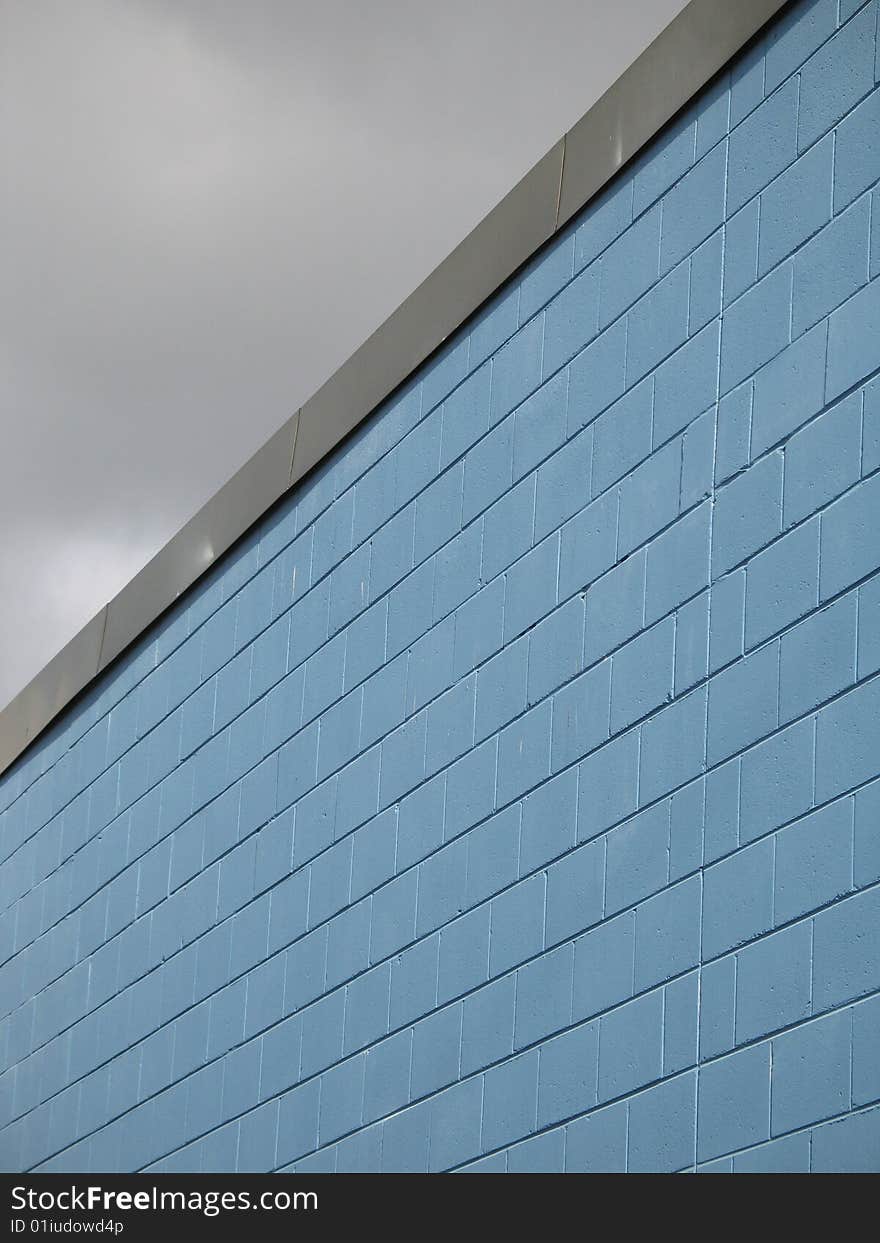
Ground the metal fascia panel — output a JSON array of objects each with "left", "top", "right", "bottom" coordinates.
[{"left": 0, "top": 0, "right": 790, "bottom": 778}]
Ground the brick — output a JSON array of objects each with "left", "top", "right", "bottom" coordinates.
[
  {"left": 416, "top": 838, "right": 467, "bottom": 936},
  {"left": 605, "top": 802, "right": 670, "bottom": 914},
  {"left": 527, "top": 597, "right": 585, "bottom": 706},
  {"left": 664, "top": 971, "right": 699, "bottom": 1075},
  {"left": 390, "top": 937, "right": 438, "bottom": 1030},
  {"left": 759, "top": 134, "right": 833, "bottom": 276},
  {"left": 633, "top": 876, "right": 701, "bottom": 992},
  {"left": 512, "top": 370, "right": 568, "bottom": 480},
  {"left": 792, "top": 195, "right": 871, "bottom": 340},
  {"left": 736, "top": 921, "right": 812, "bottom": 1044},
  {"left": 475, "top": 638, "right": 528, "bottom": 743},
  {"left": 464, "top": 804, "right": 520, "bottom": 908},
  {"left": 812, "top": 887, "right": 880, "bottom": 1011},
  {"left": 586, "top": 551, "right": 645, "bottom": 663},
  {"left": 697, "top": 1043, "right": 771, "bottom": 1162},
  {"left": 639, "top": 686, "right": 707, "bottom": 806},
  {"left": 380, "top": 1102, "right": 431, "bottom": 1172},
  {"left": 591, "top": 378, "right": 653, "bottom": 494},
  {"left": 628, "top": 1071, "right": 697, "bottom": 1172},
  {"left": 565, "top": 1101, "right": 628, "bottom": 1172},
  {"left": 520, "top": 231, "right": 575, "bottom": 323},
  {"left": 775, "top": 800, "right": 854, "bottom": 925},
  {"left": 721, "top": 264, "right": 793, "bottom": 396},
  {"left": 410, "top": 1004, "right": 461, "bottom": 1099},
  {"left": 727, "top": 77, "right": 798, "bottom": 215},
  {"left": 520, "top": 768, "right": 578, "bottom": 874},
  {"left": 625, "top": 260, "right": 690, "bottom": 385},
  {"left": 713, "top": 453, "right": 783, "bottom": 577},
  {"left": 617, "top": 437, "right": 681, "bottom": 556},
  {"left": 815, "top": 676, "right": 880, "bottom": 802},
  {"left": 724, "top": 198, "right": 760, "bottom": 307},
  {"left": 739, "top": 718, "right": 814, "bottom": 846},
  {"left": 496, "top": 699, "right": 552, "bottom": 806},
  {"left": 700, "top": 954, "right": 736, "bottom": 1060},
  {"left": 779, "top": 592, "right": 858, "bottom": 723},
  {"left": 852, "top": 994, "right": 880, "bottom": 1107},
  {"left": 715, "top": 383, "right": 752, "bottom": 485},
  {"left": 599, "top": 206, "right": 661, "bottom": 327},
  {"left": 689, "top": 230, "right": 724, "bottom": 333},
  {"left": 764, "top": 0, "right": 837, "bottom": 93},
  {"left": 610, "top": 618, "right": 674, "bottom": 733},
  {"left": 482, "top": 1050, "right": 539, "bottom": 1153},
  {"left": 364, "top": 1030, "right": 412, "bottom": 1124},
  {"left": 545, "top": 839, "right": 604, "bottom": 945},
  {"left": 438, "top": 905, "right": 490, "bottom": 1004},
  {"left": 507, "top": 1130, "right": 565, "bottom": 1173},
  {"left": 428, "top": 1077, "right": 483, "bottom": 1171},
  {"left": 575, "top": 176, "right": 633, "bottom": 270},
  {"left": 645, "top": 503, "right": 712, "bottom": 625},
  {"left": 751, "top": 322, "right": 827, "bottom": 457},
  {"left": 669, "top": 778, "right": 705, "bottom": 881},
  {"left": 675, "top": 592, "right": 710, "bottom": 695},
  {"left": 489, "top": 875, "right": 545, "bottom": 975},
  {"left": 504, "top": 533, "right": 559, "bottom": 641},
  {"left": 490, "top": 316, "right": 543, "bottom": 426},
  {"left": 660, "top": 142, "right": 726, "bottom": 273},
  {"left": 826, "top": 277, "right": 880, "bottom": 403},
  {"left": 534, "top": 430, "right": 591, "bottom": 541},
  {"left": 577, "top": 729, "right": 639, "bottom": 843},
  {"left": 543, "top": 266, "right": 599, "bottom": 375},
  {"left": 537, "top": 1021, "right": 599, "bottom": 1127},
  {"left": 820, "top": 467, "right": 880, "bottom": 601},
  {"left": 514, "top": 942, "right": 574, "bottom": 1049},
  {"left": 733, "top": 1131, "right": 811, "bottom": 1173},
  {"left": 653, "top": 320, "right": 720, "bottom": 447},
  {"left": 772, "top": 1010, "right": 852, "bottom": 1135},
  {"left": 598, "top": 990, "right": 663, "bottom": 1102},
  {"left": 703, "top": 838, "right": 774, "bottom": 959},
  {"left": 833, "top": 87, "right": 880, "bottom": 211},
  {"left": 797, "top": 5, "right": 876, "bottom": 150},
  {"left": 696, "top": 73, "right": 730, "bottom": 158},
  {"left": 556, "top": 489, "right": 618, "bottom": 601},
  {"left": 707, "top": 641, "right": 778, "bottom": 765},
  {"left": 567, "top": 319, "right": 627, "bottom": 434},
  {"left": 854, "top": 780, "right": 880, "bottom": 887},
  {"left": 572, "top": 912, "right": 635, "bottom": 1021},
  {"left": 445, "top": 738, "right": 496, "bottom": 838},
  {"left": 461, "top": 975, "right": 515, "bottom": 1075},
  {"left": 425, "top": 676, "right": 475, "bottom": 777},
  {"left": 729, "top": 41, "right": 764, "bottom": 129},
  {"left": 481, "top": 474, "right": 535, "bottom": 582},
  {"left": 811, "top": 1106, "right": 880, "bottom": 1173},
  {"left": 413, "top": 463, "right": 463, "bottom": 565},
  {"left": 440, "top": 363, "right": 491, "bottom": 468}
]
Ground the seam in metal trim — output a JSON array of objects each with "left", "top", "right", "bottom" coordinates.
[{"left": 0, "top": 0, "right": 791, "bottom": 779}]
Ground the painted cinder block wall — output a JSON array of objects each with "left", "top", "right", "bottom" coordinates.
[{"left": 2, "top": 0, "right": 880, "bottom": 1175}]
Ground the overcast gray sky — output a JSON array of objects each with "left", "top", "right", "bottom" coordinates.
[{"left": 0, "top": 0, "right": 685, "bottom": 711}]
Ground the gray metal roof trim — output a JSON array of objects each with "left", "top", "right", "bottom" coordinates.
[{"left": 0, "top": 0, "right": 788, "bottom": 780}]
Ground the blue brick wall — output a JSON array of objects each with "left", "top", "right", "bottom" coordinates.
[{"left": 2, "top": 0, "right": 880, "bottom": 1175}]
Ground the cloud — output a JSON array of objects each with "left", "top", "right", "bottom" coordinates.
[{"left": 0, "top": 0, "right": 683, "bottom": 710}]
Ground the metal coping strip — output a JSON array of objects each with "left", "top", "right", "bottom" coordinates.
[{"left": 0, "top": 0, "right": 789, "bottom": 779}]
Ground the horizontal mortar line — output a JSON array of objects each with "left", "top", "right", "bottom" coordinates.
[
  {"left": 0, "top": 5, "right": 871, "bottom": 786},
  {"left": 141, "top": 973, "right": 880, "bottom": 1175},
  {"left": 686, "top": 1096, "right": 880, "bottom": 1173},
  {"left": 6, "top": 393, "right": 880, "bottom": 923},
  {"left": 4, "top": 517, "right": 880, "bottom": 1023},
  {"left": 9, "top": 834, "right": 880, "bottom": 1161},
  {"left": 4, "top": 589, "right": 880, "bottom": 1067},
  {"left": 5, "top": 179, "right": 880, "bottom": 836},
  {"left": 0, "top": 550, "right": 873, "bottom": 1058},
  {"left": 28, "top": 890, "right": 880, "bottom": 1171}
]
